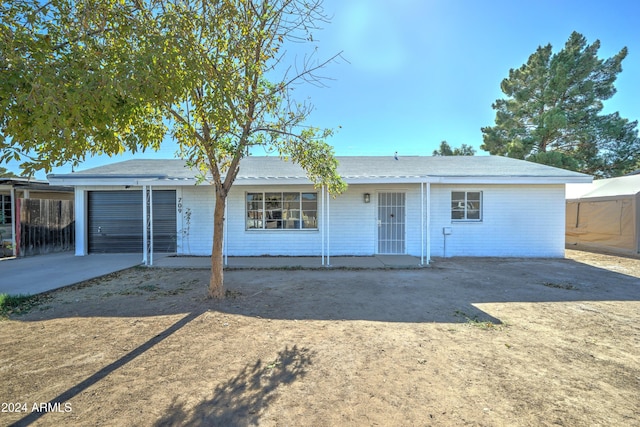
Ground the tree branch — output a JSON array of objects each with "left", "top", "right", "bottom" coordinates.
[{"left": 167, "top": 107, "right": 208, "bottom": 146}]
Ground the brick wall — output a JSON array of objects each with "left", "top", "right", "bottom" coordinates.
[
  {"left": 81, "top": 182, "right": 566, "bottom": 258},
  {"left": 176, "top": 186, "right": 215, "bottom": 256},
  {"left": 429, "top": 184, "right": 566, "bottom": 257}
]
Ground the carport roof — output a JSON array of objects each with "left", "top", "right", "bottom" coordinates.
[
  {"left": 0, "top": 177, "right": 73, "bottom": 193},
  {"left": 48, "top": 155, "right": 592, "bottom": 186}
]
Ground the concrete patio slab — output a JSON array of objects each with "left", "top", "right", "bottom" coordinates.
[
  {"left": 0, "top": 253, "right": 426, "bottom": 296},
  {"left": 152, "top": 254, "right": 426, "bottom": 269},
  {"left": 0, "top": 252, "right": 142, "bottom": 295}
]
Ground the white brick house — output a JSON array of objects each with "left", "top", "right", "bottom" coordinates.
[{"left": 48, "top": 156, "right": 591, "bottom": 264}]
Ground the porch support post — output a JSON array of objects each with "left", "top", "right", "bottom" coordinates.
[
  {"left": 426, "top": 181, "right": 431, "bottom": 264},
  {"left": 420, "top": 182, "right": 424, "bottom": 265},
  {"left": 224, "top": 197, "right": 228, "bottom": 266},
  {"left": 74, "top": 189, "right": 87, "bottom": 256},
  {"left": 149, "top": 186, "right": 154, "bottom": 266},
  {"left": 327, "top": 185, "right": 330, "bottom": 266},
  {"left": 321, "top": 185, "right": 325, "bottom": 265},
  {"left": 10, "top": 187, "right": 16, "bottom": 257},
  {"left": 142, "top": 185, "right": 148, "bottom": 265}
]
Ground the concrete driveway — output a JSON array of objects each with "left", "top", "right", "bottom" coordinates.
[{"left": 0, "top": 252, "right": 142, "bottom": 295}]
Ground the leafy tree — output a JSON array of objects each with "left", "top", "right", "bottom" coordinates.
[
  {"left": 481, "top": 31, "right": 640, "bottom": 177},
  {"left": 1, "top": 0, "right": 346, "bottom": 298},
  {"left": 0, "top": 167, "right": 19, "bottom": 178},
  {"left": 432, "top": 141, "right": 476, "bottom": 156}
]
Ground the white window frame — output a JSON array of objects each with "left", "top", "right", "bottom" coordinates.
[
  {"left": 246, "top": 191, "right": 318, "bottom": 230},
  {"left": 0, "top": 194, "right": 11, "bottom": 225},
  {"left": 451, "top": 191, "right": 482, "bottom": 222}
]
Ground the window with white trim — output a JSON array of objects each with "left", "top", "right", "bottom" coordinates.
[
  {"left": 451, "top": 191, "right": 482, "bottom": 221},
  {"left": 0, "top": 194, "right": 11, "bottom": 225},
  {"left": 246, "top": 192, "right": 318, "bottom": 230}
]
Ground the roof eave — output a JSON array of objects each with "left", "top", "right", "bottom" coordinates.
[
  {"left": 47, "top": 172, "right": 593, "bottom": 187},
  {"left": 47, "top": 176, "right": 202, "bottom": 187},
  {"left": 436, "top": 176, "right": 593, "bottom": 185}
]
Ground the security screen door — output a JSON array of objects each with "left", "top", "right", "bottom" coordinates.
[{"left": 377, "top": 192, "right": 406, "bottom": 254}]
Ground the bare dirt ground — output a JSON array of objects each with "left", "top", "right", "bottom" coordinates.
[{"left": 1, "top": 249, "right": 639, "bottom": 427}]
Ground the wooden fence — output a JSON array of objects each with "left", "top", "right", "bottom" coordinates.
[{"left": 18, "top": 198, "right": 75, "bottom": 256}]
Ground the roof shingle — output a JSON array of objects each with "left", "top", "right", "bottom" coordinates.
[{"left": 48, "top": 155, "right": 591, "bottom": 185}]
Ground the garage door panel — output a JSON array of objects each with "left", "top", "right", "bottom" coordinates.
[
  {"left": 88, "top": 190, "right": 176, "bottom": 253},
  {"left": 149, "top": 191, "right": 177, "bottom": 252}
]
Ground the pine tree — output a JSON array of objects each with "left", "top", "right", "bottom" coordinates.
[{"left": 481, "top": 32, "right": 640, "bottom": 177}]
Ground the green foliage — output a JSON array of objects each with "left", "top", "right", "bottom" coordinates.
[
  {"left": 1, "top": 0, "right": 170, "bottom": 174},
  {"left": 1, "top": 1, "right": 345, "bottom": 296},
  {"left": 156, "top": 0, "right": 346, "bottom": 196},
  {"left": 1, "top": 0, "right": 344, "bottom": 192},
  {"left": 432, "top": 141, "right": 476, "bottom": 156},
  {"left": 526, "top": 151, "right": 579, "bottom": 171},
  {"left": 0, "top": 293, "right": 50, "bottom": 318},
  {"left": 481, "top": 31, "right": 640, "bottom": 177},
  {"left": 0, "top": 167, "right": 19, "bottom": 178}
]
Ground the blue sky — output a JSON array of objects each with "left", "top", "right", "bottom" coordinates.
[{"left": 6, "top": 0, "right": 640, "bottom": 179}]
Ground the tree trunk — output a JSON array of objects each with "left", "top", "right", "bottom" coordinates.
[{"left": 209, "top": 191, "right": 226, "bottom": 299}]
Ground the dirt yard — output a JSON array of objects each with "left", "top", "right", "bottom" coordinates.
[{"left": 1, "top": 249, "right": 639, "bottom": 426}]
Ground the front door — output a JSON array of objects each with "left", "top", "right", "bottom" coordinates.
[{"left": 378, "top": 192, "right": 406, "bottom": 254}]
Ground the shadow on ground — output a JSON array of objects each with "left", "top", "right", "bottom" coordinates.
[
  {"left": 10, "top": 257, "right": 640, "bottom": 325},
  {"left": 153, "top": 345, "right": 312, "bottom": 427},
  {"left": 207, "top": 257, "right": 640, "bottom": 324},
  {"left": 9, "top": 311, "right": 203, "bottom": 427},
  {"left": 3, "top": 256, "right": 639, "bottom": 427}
]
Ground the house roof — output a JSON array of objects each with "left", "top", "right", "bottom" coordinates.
[
  {"left": 567, "top": 174, "right": 640, "bottom": 200},
  {"left": 47, "top": 155, "right": 592, "bottom": 186}
]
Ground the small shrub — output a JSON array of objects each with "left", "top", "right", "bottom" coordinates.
[
  {"left": 454, "top": 310, "right": 502, "bottom": 330},
  {"left": 0, "top": 293, "right": 50, "bottom": 318}
]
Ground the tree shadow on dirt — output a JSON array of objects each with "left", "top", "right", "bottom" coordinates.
[
  {"left": 8, "top": 311, "right": 204, "bottom": 427},
  {"left": 153, "top": 345, "right": 313, "bottom": 427}
]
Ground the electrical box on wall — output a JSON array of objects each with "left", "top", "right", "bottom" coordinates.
[{"left": 443, "top": 227, "right": 452, "bottom": 235}]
